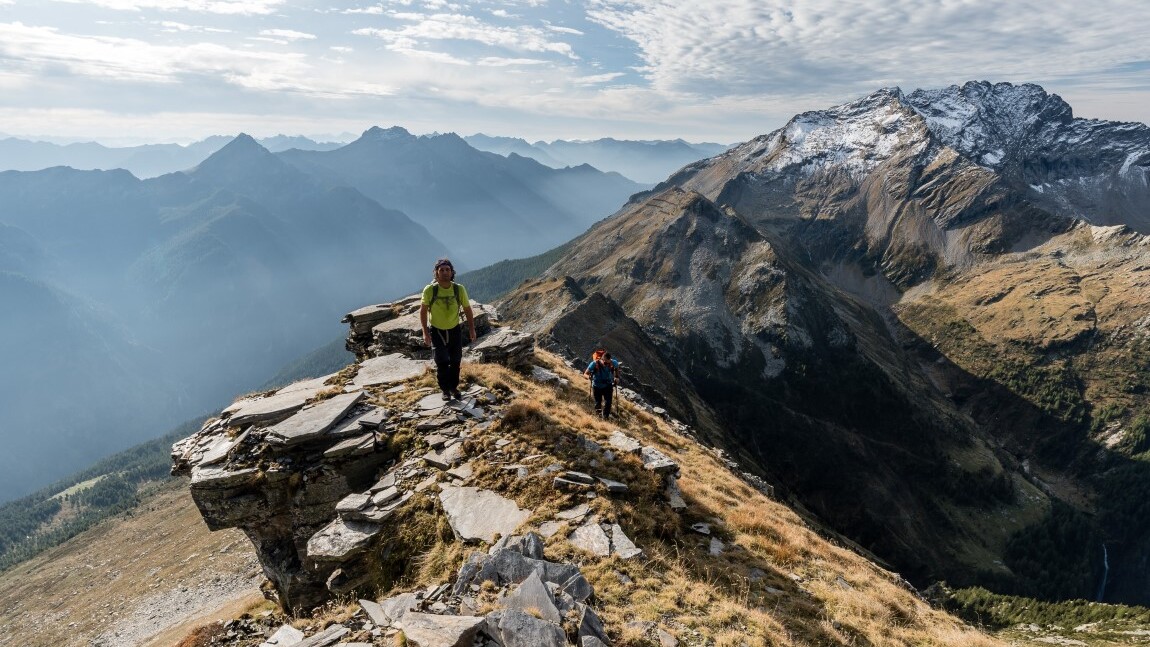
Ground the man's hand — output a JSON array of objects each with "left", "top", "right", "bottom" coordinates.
[
  {"left": 422, "top": 329, "right": 432, "bottom": 347},
  {"left": 468, "top": 327, "right": 476, "bottom": 344}
]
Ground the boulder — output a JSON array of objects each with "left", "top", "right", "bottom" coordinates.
[
  {"left": 490, "top": 608, "right": 567, "bottom": 647},
  {"left": 466, "top": 326, "right": 534, "bottom": 367},
  {"left": 393, "top": 612, "right": 485, "bottom": 647},
  {"left": 500, "top": 570, "right": 562, "bottom": 624},
  {"left": 306, "top": 517, "right": 382, "bottom": 561}
]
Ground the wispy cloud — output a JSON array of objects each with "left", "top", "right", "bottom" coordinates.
[
  {"left": 0, "top": 22, "right": 386, "bottom": 97},
  {"left": 259, "top": 29, "right": 316, "bottom": 41},
  {"left": 586, "top": 0, "right": 1150, "bottom": 99},
  {"left": 477, "top": 56, "right": 547, "bottom": 67},
  {"left": 47, "top": 0, "right": 286, "bottom": 15},
  {"left": 354, "top": 12, "right": 577, "bottom": 59}
]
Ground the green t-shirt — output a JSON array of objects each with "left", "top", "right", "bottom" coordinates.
[{"left": 421, "top": 282, "right": 469, "bottom": 330}]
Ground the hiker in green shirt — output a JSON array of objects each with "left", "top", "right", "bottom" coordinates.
[{"left": 420, "top": 258, "right": 476, "bottom": 401}]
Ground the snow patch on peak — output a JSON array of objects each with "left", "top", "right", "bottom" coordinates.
[
  {"left": 759, "top": 91, "right": 924, "bottom": 178},
  {"left": 903, "top": 81, "right": 1074, "bottom": 170}
]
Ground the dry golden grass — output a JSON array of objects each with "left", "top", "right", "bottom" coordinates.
[
  {"left": 467, "top": 349, "right": 1012, "bottom": 647},
  {"left": 0, "top": 481, "right": 261, "bottom": 647}
]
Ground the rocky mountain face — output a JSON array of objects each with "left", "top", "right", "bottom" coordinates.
[{"left": 497, "top": 82, "right": 1150, "bottom": 604}]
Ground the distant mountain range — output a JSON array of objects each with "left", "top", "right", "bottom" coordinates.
[
  {"left": 0, "top": 129, "right": 642, "bottom": 501},
  {"left": 0, "top": 132, "right": 730, "bottom": 187},
  {"left": 0, "top": 135, "right": 345, "bottom": 179},
  {"left": 497, "top": 81, "right": 1150, "bottom": 605},
  {"left": 464, "top": 134, "right": 731, "bottom": 184}
]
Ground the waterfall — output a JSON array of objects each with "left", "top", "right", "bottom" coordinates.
[{"left": 1096, "top": 543, "right": 1110, "bottom": 602}]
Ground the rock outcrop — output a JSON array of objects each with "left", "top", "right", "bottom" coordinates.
[{"left": 173, "top": 299, "right": 693, "bottom": 637}]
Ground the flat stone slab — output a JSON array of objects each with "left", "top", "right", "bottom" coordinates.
[
  {"left": 357, "top": 407, "right": 388, "bottom": 428},
  {"left": 610, "top": 524, "right": 643, "bottom": 559},
  {"left": 598, "top": 477, "right": 629, "bottom": 494},
  {"left": 371, "top": 486, "right": 400, "bottom": 506},
  {"left": 190, "top": 465, "right": 260, "bottom": 489},
  {"left": 267, "top": 391, "right": 365, "bottom": 446},
  {"left": 439, "top": 486, "right": 531, "bottom": 543},
  {"left": 418, "top": 392, "right": 455, "bottom": 411},
  {"left": 351, "top": 353, "right": 426, "bottom": 388},
  {"left": 196, "top": 431, "right": 244, "bottom": 466},
  {"left": 358, "top": 598, "right": 390, "bottom": 628},
  {"left": 568, "top": 522, "right": 611, "bottom": 557},
  {"left": 640, "top": 446, "right": 678, "bottom": 473},
  {"left": 295, "top": 625, "right": 349, "bottom": 647},
  {"left": 336, "top": 493, "right": 371, "bottom": 514},
  {"left": 327, "top": 408, "right": 381, "bottom": 439},
  {"left": 258, "top": 624, "right": 304, "bottom": 647},
  {"left": 447, "top": 462, "right": 474, "bottom": 481},
  {"left": 224, "top": 374, "right": 336, "bottom": 426},
  {"left": 380, "top": 591, "right": 421, "bottom": 624},
  {"left": 372, "top": 311, "right": 421, "bottom": 335},
  {"left": 607, "top": 431, "right": 642, "bottom": 455},
  {"left": 306, "top": 517, "right": 381, "bottom": 561},
  {"left": 556, "top": 503, "right": 591, "bottom": 521},
  {"left": 393, "top": 612, "right": 485, "bottom": 647},
  {"left": 423, "top": 443, "right": 465, "bottom": 470},
  {"left": 324, "top": 432, "right": 376, "bottom": 459}
]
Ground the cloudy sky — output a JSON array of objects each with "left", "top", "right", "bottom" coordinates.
[{"left": 1, "top": 0, "right": 1147, "bottom": 145}]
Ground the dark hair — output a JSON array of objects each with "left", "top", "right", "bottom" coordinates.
[{"left": 433, "top": 258, "right": 455, "bottom": 280}]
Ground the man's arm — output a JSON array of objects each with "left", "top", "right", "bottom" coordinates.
[
  {"left": 419, "top": 303, "right": 431, "bottom": 346},
  {"left": 463, "top": 305, "right": 476, "bottom": 342}
]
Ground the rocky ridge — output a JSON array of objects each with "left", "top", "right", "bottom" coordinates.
[
  {"left": 171, "top": 297, "right": 719, "bottom": 645},
  {"left": 170, "top": 292, "right": 1010, "bottom": 647}
]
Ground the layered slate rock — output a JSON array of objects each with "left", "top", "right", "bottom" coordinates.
[
  {"left": 173, "top": 385, "right": 396, "bottom": 610},
  {"left": 467, "top": 326, "right": 535, "bottom": 367},
  {"left": 438, "top": 486, "right": 532, "bottom": 543},
  {"left": 351, "top": 352, "right": 426, "bottom": 388},
  {"left": 266, "top": 391, "right": 365, "bottom": 446},
  {"left": 222, "top": 373, "right": 337, "bottom": 427}
]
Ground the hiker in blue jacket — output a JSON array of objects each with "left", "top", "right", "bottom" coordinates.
[{"left": 583, "top": 349, "right": 621, "bottom": 420}]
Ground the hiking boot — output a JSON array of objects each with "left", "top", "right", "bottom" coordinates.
[
  {"left": 442, "top": 391, "right": 452, "bottom": 401},
  {"left": 452, "top": 389, "right": 462, "bottom": 400}
]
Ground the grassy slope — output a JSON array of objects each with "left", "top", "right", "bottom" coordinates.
[
  {"left": 0, "top": 480, "right": 262, "bottom": 647},
  {"left": 3, "top": 351, "right": 1146, "bottom": 646}
]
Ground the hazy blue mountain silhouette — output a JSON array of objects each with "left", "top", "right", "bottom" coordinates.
[
  {"left": 280, "top": 126, "right": 644, "bottom": 267},
  {"left": 0, "top": 272, "right": 176, "bottom": 499},
  {"left": 0, "top": 134, "right": 343, "bottom": 179},
  {"left": 464, "top": 134, "right": 731, "bottom": 184},
  {"left": 0, "top": 135, "right": 446, "bottom": 501}
]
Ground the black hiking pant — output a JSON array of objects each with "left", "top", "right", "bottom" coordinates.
[
  {"left": 593, "top": 385, "right": 614, "bottom": 419},
  {"left": 430, "top": 324, "right": 463, "bottom": 394}
]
